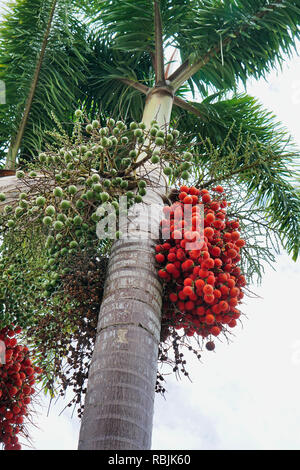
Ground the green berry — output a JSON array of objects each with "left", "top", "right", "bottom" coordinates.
[
  {"left": 0, "top": 193, "right": 6, "bottom": 202},
  {"left": 92, "top": 119, "right": 100, "bottom": 129},
  {"left": 57, "top": 213, "right": 67, "bottom": 222},
  {"left": 100, "top": 192, "right": 109, "bottom": 202},
  {"left": 7, "top": 219, "right": 15, "bottom": 228},
  {"left": 73, "top": 215, "right": 83, "bottom": 226},
  {"left": 16, "top": 171, "right": 25, "bottom": 179},
  {"left": 134, "top": 128, "right": 143, "bottom": 138},
  {"left": 29, "top": 171, "right": 37, "bottom": 178},
  {"left": 134, "top": 195, "right": 143, "bottom": 203},
  {"left": 155, "top": 137, "right": 164, "bottom": 146},
  {"left": 181, "top": 171, "right": 189, "bottom": 180},
  {"left": 86, "top": 124, "right": 93, "bottom": 133},
  {"left": 69, "top": 240, "right": 78, "bottom": 249},
  {"left": 60, "top": 200, "right": 71, "bottom": 210},
  {"left": 53, "top": 187, "right": 63, "bottom": 198},
  {"left": 68, "top": 185, "right": 77, "bottom": 195},
  {"left": 53, "top": 220, "right": 64, "bottom": 231},
  {"left": 138, "top": 180, "right": 146, "bottom": 189},
  {"left": 91, "top": 173, "right": 101, "bottom": 183},
  {"left": 163, "top": 166, "right": 172, "bottom": 176},
  {"left": 75, "top": 109, "right": 83, "bottom": 118},
  {"left": 151, "top": 155, "right": 160, "bottom": 164},
  {"left": 43, "top": 216, "right": 52, "bottom": 226},
  {"left": 45, "top": 205, "right": 56, "bottom": 216},
  {"left": 129, "top": 121, "right": 138, "bottom": 130}
]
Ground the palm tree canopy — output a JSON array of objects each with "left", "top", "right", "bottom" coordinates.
[{"left": 0, "top": 0, "right": 299, "bottom": 260}]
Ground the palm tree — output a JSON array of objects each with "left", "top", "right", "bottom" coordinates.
[{"left": 0, "top": 0, "right": 299, "bottom": 450}]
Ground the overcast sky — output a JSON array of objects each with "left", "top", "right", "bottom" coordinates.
[{"left": 0, "top": 0, "right": 300, "bottom": 451}]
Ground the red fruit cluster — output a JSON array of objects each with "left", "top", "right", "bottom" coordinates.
[
  {"left": 0, "top": 325, "right": 42, "bottom": 450},
  {"left": 156, "top": 185, "right": 247, "bottom": 348}
]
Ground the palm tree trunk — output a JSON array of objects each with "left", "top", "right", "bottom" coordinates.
[{"left": 78, "top": 86, "right": 174, "bottom": 450}]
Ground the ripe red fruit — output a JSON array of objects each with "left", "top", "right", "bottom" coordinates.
[{"left": 155, "top": 253, "right": 165, "bottom": 263}]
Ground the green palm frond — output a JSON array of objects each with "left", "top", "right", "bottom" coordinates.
[
  {"left": 0, "top": 0, "right": 90, "bottom": 165},
  {"left": 171, "top": 92, "right": 299, "bottom": 260}
]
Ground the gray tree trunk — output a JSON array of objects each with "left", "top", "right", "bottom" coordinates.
[{"left": 78, "top": 87, "right": 174, "bottom": 450}]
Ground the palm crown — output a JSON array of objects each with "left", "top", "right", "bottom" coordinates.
[{"left": 0, "top": 0, "right": 299, "bottom": 263}]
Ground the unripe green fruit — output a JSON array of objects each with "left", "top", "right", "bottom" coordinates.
[
  {"left": 19, "top": 192, "right": 27, "bottom": 200},
  {"left": 134, "top": 128, "right": 143, "bottom": 138},
  {"left": 56, "top": 233, "right": 63, "bottom": 241},
  {"left": 75, "top": 109, "right": 83, "bottom": 118},
  {"left": 116, "top": 230, "right": 122, "bottom": 239},
  {"left": 138, "top": 180, "right": 146, "bottom": 189},
  {"left": 60, "top": 247, "right": 68, "bottom": 256},
  {"left": 129, "top": 150, "right": 137, "bottom": 159},
  {"left": 111, "top": 137, "right": 118, "bottom": 145},
  {"left": 43, "top": 216, "right": 52, "bottom": 226},
  {"left": 0, "top": 193, "right": 6, "bottom": 201},
  {"left": 86, "top": 190, "right": 94, "bottom": 200},
  {"left": 53, "top": 220, "right": 64, "bottom": 231},
  {"left": 4, "top": 205, "right": 12, "bottom": 214},
  {"left": 92, "top": 183, "right": 102, "bottom": 192},
  {"left": 16, "top": 171, "right": 25, "bottom": 178},
  {"left": 129, "top": 122, "right": 138, "bottom": 130},
  {"left": 116, "top": 120, "right": 125, "bottom": 129},
  {"left": 183, "top": 151, "right": 192, "bottom": 161},
  {"left": 53, "top": 187, "right": 63, "bottom": 197},
  {"left": 60, "top": 200, "right": 71, "bottom": 210},
  {"left": 39, "top": 153, "right": 47, "bottom": 163},
  {"left": 120, "top": 180, "right": 128, "bottom": 189},
  {"left": 134, "top": 195, "right": 143, "bottom": 203},
  {"left": 29, "top": 171, "right": 37, "bottom": 178},
  {"left": 126, "top": 191, "right": 134, "bottom": 199},
  {"left": 166, "top": 133, "right": 174, "bottom": 143},
  {"left": 111, "top": 169, "right": 117, "bottom": 176},
  {"left": 150, "top": 127, "right": 157, "bottom": 137},
  {"left": 112, "top": 201, "right": 119, "bottom": 210},
  {"left": 172, "top": 129, "right": 180, "bottom": 138},
  {"left": 181, "top": 170, "right": 189, "bottom": 180},
  {"left": 69, "top": 240, "right": 78, "bottom": 249},
  {"left": 45, "top": 205, "right": 56, "bottom": 216},
  {"left": 151, "top": 155, "right": 160, "bottom": 164},
  {"left": 79, "top": 145, "right": 87, "bottom": 154},
  {"left": 139, "top": 122, "right": 146, "bottom": 130},
  {"left": 86, "top": 124, "right": 93, "bottom": 133},
  {"left": 91, "top": 173, "right": 101, "bottom": 183},
  {"left": 19, "top": 200, "right": 28, "bottom": 209},
  {"left": 115, "top": 177, "right": 122, "bottom": 185},
  {"left": 150, "top": 120, "right": 158, "bottom": 126},
  {"left": 92, "top": 119, "right": 100, "bottom": 129},
  {"left": 100, "top": 192, "right": 109, "bottom": 202},
  {"left": 55, "top": 174, "right": 62, "bottom": 182},
  {"left": 181, "top": 161, "right": 190, "bottom": 171},
  {"left": 73, "top": 215, "right": 83, "bottom": 226},
  {"left": 121, "top": 136, "right": 129, "bottom": 145},
  {"left": 57, "top": 213, "right": 67, "bottom": 222},
  {"left": 121, "top": 158, "right": 131, "bottom": 168},
  {"left": 112, "top": 127, "right": 120, "bottom": 135},
  {"left": 139, "top": 188, "right": 146, "bottom": 196},
  {"left": 163, "top": 166, "right": 172, "bottom": 176},
  {"left": 15, "top": 206, "right": 23, "bottom": 217},
  {"left": 91, "top": 212, "right": 100, "bottom": 223},
  {"left": 103, "top": 179, "right": 111, "bottom": 188},
  {"left": 7, "top": 219, "right": 15, "bottom": 228},
  {"left": 156, "top": 130, "right": 165, "bottom": 138},
  {"left": 68, "top": 185, "right": 77, "bottom": 195},
  {"left": 107, "top": 118, "right": 115, "bottom": 127},
  {"left": 155, "top": 137, "right": 164, "bottom": 146},
  {"left": 99, "top": 127, "right": 108, "bottom": 136}
]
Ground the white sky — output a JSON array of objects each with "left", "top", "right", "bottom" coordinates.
[{"left": 0, "top": 0, "right": 300, "bottom": 451}]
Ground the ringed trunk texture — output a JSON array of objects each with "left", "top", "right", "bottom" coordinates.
[{"left": 78, "top": 87, "right": 174, "bottom": 450}]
